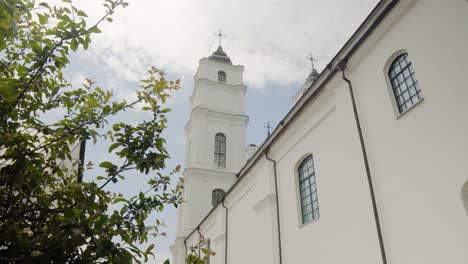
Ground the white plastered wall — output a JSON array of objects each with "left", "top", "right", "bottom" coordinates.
[
  {"left": 343, "top": 0, "right": 468, "bottom": 262},
  {"left": 270, "top": 80, "right": 382, "bottom": 263}
]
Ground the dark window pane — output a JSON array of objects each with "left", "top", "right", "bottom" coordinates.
[
  {"left": 218, "top": 71, "right": 226, "bottom": 82},
  {"left": 214, "top": 133, "right": 226, "bottom": 167},
  {"left": 313, "top": 210, "right": 320, "bottom": 220},
  {"left": 212, "top": 189, "right": 225, "bottom": 206},
  {"left": 388, "top": 53, "right": 421, "bottom": 114},
  {"left": 298, "top": 155, "right": 320, "bottom": 224}
]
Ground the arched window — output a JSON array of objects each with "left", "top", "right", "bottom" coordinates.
[
  {"left": 388, "top": 53, "right": 421, "bottom": 114},
  {"left": 214, "top": 133, "right": 226, "bottom": 168},
  {"left": 298, "top": 155, "right": 319, "bottom": 224},
  {"left": 462, "top": 180, "right": 468, "bottom": 216},
  {"left": 212, "top": 189, "right": 225, "bottom": 206},
  {"left": 218, "top": 71, "right": 226, "bottom": 83}
]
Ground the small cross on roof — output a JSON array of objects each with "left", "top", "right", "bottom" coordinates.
[
  {"left": 306, "top": 54, "right": 317, "bottom": 71},
  {"left": 215, "top": 30, "right": 226, "bottom": 46}
]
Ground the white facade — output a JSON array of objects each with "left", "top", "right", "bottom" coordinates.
[
  {"left": 172, "top": 0, "right": 468, "bottom": 263},
  {"left": 171, "top": 47, "right": 249, "bottom": 264}
]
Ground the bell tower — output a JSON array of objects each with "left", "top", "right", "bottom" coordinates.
[{"left": 171, "top": 44, "right": 248, "bottom": 264}]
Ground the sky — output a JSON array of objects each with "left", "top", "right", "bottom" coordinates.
[{"left": 62, "top": 0, "right": 379, "bottom": 262}]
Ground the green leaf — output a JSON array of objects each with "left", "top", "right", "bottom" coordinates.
[
  {"left": 70, "top": 39, "right": 78, "bottom": 51},
  {"left": 99, "top": 161, "right": 113, "bottom": 168},
  {"left": 108, "top": 143, "right": 119, "bottom": 153},
  {"left": 113, "top": 197, "right": 127, "bottom": 203},
  {"left": 90, "top": 27, "right": 102, "bottom": 34},
  {"left": 146, "top": 244, "right": 154, "bottom": 253},
  {"left": 77, "top": 10, "right": 87, "bottom": 17},
  {"left": 64, "top": 208, "right": 74, "bottom": 219},
  {"left": 37, "top": 13, "right": 48, "bottom": 25},
  {"left": 39, "top": 2, "right": 51, "bottom": 9}
]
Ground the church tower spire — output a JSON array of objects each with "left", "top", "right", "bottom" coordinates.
[
  {"left": 171, "top": 42, "right": 249, "bottom": 264},
  {"left": 292, "top": 54, "right": 320, "bottom": 103},
  {"left": 306, "top": 53, "right": 320, "bottom": 83}
]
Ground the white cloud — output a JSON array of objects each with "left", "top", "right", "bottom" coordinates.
[{"left": 71, "top": 0, "right": 378, "bottom": 90}]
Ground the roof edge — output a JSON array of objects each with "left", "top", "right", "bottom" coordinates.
[{"left": 237, "top": 0, "right": 399, "bottom": 178}]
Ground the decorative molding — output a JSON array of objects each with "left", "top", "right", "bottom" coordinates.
[
  {"left": 198, "top": 57, "right": 245, "bottom": 71},
  {"left": 226, "top": 182, "right": 256, "bottom": 210},
  {"left": 184, "top": 167, "right": 237, "bottom": 183},
  {"left": 253, "top": 193, "right": 276, "bottom": 213},
  {"left": 184, "top": 106, "right": 249, "bottom": 132},
  {"left": 192, "top": 106, "right": 249, "bottom": 122},
  {"left": 200, "top": 214, "right": 217, "bottom": 234},
  {"left": 190, "top": 78, "right": 247, "bottom": 104},
  {"left": 195, "top": 78, "right": 246, "bottom": 91},
  {"left": 214, "top": 233, "right": 226, "bottom": 244}
]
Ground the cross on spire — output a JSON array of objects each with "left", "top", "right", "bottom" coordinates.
[
  {"left": 215, "top": 30, "right": 226, "bottom": 46},
  {"left": 306, "top": 54, "right": 316, "bottom": 71}
]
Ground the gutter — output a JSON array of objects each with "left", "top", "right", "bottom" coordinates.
[
  {"left": 221, "top": 198, "right": 229, "bottom": 264},
  {"left": 264, "top": 148, "right": 283, "bottom": 264},
  {"left": 336, "top": 59, "right": 388, "bottom": 264}
]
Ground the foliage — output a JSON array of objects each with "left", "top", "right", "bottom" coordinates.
[
  {"left": 185, "top": 238, "right": 215, "bottom": 264},
  {"left": 0, "top": 0, "right": 183, "bottom": 262}
]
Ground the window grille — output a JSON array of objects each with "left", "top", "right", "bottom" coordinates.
[
  {"left": 212, "top": 189, "right": 225, "bottom": 206},
  {"left": 388, "top": 53, "right": 421, "bottom": 113},
  {"left": 298, "top": 155, "right": 320, "bottom": 224},
  {"left": 214, "top": 133, "right": 226, "bottom": 168},
  {"left": 218, "top": 71, "right": 226, "bottom": 83}
]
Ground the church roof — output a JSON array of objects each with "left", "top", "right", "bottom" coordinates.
[
  {"left": 306, "top": 68, "right": 320, "bottom": 82},
  {"left": 208, "top": 46, "right": 232, "bottom": 64}
]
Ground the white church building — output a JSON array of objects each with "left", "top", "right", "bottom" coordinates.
[{"left": 171, "top": 0, "right": 468, "bottom": 263}]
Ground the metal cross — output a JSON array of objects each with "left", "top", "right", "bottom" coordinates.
[
  {"left": 265, "top": 121, "right": 272, "bottom": 136},
  {"left": 215, "top": 30, "right": 226, "bottom": 46},
  {"left": 306, "top": 54, "right": 316, "bottom": 71}
]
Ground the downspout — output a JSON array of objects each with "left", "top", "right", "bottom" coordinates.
[
  {"left": 221, "top": 198, "right": 228, "bottom": 264},
  {"left": 264, "top": 147, "right": 283, "bottom": 264},
  {"left": 336, "top": 59, "right": 388, "bottom": 264},
  {"left": 184, "top": 240, "right": 188, "bottom": 263},
  {"left": 196, "top": 227, "right": 202, "bottom": 258}
]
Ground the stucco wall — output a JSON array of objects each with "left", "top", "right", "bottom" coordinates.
[
  {"left": 345, "top": 0, "right": 468, "bottom": 262},
  {"left": 266, "top": 80, "right": 381, "bottom": 263}
]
